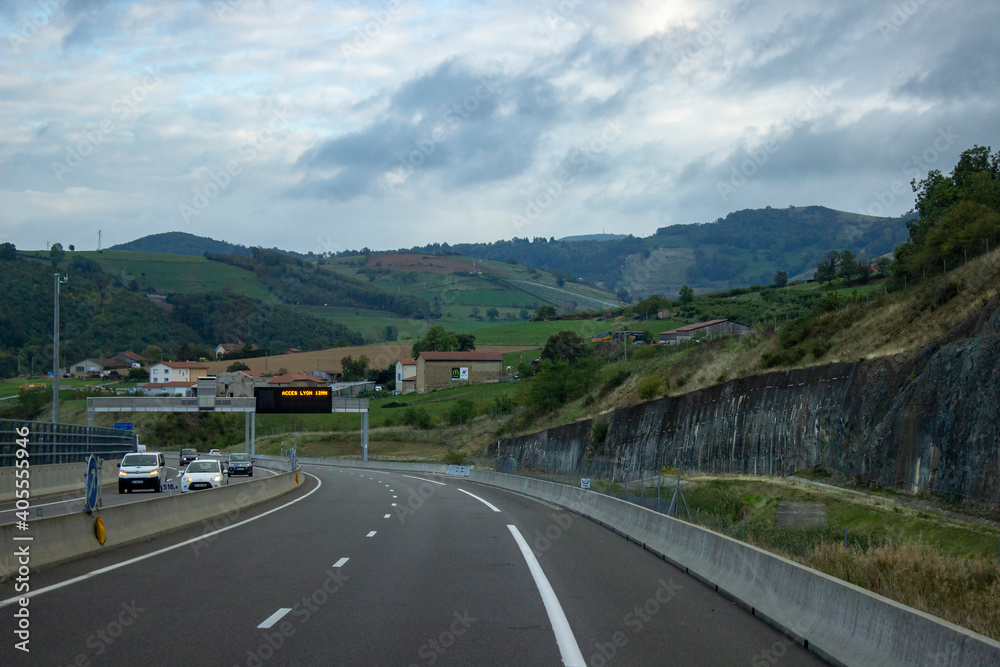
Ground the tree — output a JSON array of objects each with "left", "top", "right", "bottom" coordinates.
[
  {"left": 838, "top": 250, "right": 859, "bottom": 281},
  {"left": 456, "top": 333, "right": 476, "bottom": 351},
  {"left": 68, "top": 244, "right": 75, "bottom": 251},
  {"left": 341, "top": 355, "right": 370, "bottom": 381},
  {"left": 634, "top": 294, "right": 665, "bottom": 318},
  {"left": 519, "top": 309, "right": 530, "bottom": 320},
  {"left": 773, "top": 271, "right": 788, "bottom": 288},
  {"left": 141, "top": 345, "right": 163, "bottom": 363},
  {"left": 470, "top": 306, "right": 480, "bottom": 319},
  {"left": 616, "top": 288, "right": 630, "bottom": 303},
  {"left": 0, "top": 242, "right": 16, "bottom": 261},
  {"left": 533, "top": 305, "right": 557, "bottom": 321},
  {"left": 383, "top": 325, "right": 398, "bottom": 342},
  {"left": 541, "top": 331, "right": 591, "bottom": 364},
  {"left": 486, "top": 307, "right": 499, "bottom": 321},
  {"left": 176, "top": 342, "right": 210, "bottom": 361},
  {"left": 125, "top": 367, "right": 149, "bottom": 382},
  {"left": 49, "top": 243, "right": 65, "bottom": 269},
  {"left": 678, "top": 285, "right": 694, "bottom": 305},
  {"left": 226, "top": 361, "right": 251, "bottom": 372},
  {"left": 876, "top": 256, "right": 892, "bottom": 276},
  {"left": 411, "top": 326, "right": 460, "bottom": 357}
]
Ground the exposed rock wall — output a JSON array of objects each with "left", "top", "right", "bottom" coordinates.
[{"left": 497, "top": 298, "right": 1000, "bottom": 502}]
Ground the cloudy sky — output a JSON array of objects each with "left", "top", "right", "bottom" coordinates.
[{"left": 2, "top": 0, "right": 998, "bottom": 255}]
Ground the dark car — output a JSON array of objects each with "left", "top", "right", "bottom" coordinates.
[
  {"left": 227, "top": 453, "right": 254, "bottom": 477},
  {"left": 180, "top": 448, "right": 199, "bottom": 467}
]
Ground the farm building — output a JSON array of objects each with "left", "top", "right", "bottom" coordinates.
[
  {"left": 396, "top": 358, "right": 417, "bottom": 394},
  {"left": 415, "top": 351, "right": 503, "bottom": 393},
  {"left": 659, "top": 319, "right": 751, "bottom": 344}
]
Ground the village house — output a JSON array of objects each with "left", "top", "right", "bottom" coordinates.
[{"left": 395, "top": 357, "right": 417, "bottom": 394}]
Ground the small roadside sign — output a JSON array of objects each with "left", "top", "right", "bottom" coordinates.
[
  {"left": 580, "top": 478, "right": 591, "bottom": 490},
  {"left": 113, "top": 422, "right": 133, "bottom": 430}
]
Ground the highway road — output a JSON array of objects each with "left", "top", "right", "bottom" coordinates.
[
  {"left": 0, "top": 453, "right": 278, "bottom": 524},
  {"left": 1, "top": 464, "right": 826, "bottom": 665}
]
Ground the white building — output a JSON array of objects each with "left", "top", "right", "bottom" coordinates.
[{"left": 395, "top": 357, "right": 417, "bottom": 394}]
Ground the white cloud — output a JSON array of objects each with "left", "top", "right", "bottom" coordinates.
[{"left": 1, "top": 0, "right": 997, "bottom": 252}]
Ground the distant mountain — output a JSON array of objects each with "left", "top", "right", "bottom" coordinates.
[
  {"left": 558, "top": 233, "right": 627, "bottom": 242},
  {"left": 449, "top": 206, "right": 913, "bottom": 297},
  {"left": 110, "top": 232, "right": 252, "bottom": 257}
]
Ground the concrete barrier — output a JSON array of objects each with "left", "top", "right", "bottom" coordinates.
[
  {"left": 310, "top": 459, "right": 1000, "bottom": 667},
  {"left": 0, "top": 462, "right": 120, "bottom": 502},
  {"left": 0, "top": 469, "right": 302, "bottom": 580}
]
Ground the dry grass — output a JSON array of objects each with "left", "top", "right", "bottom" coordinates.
[{"left": 808, "top": 541, "right": 1000, "bottom": 639}]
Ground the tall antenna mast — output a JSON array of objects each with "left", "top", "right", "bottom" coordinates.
[{"left": 98, "top": 230, "right": 102, "bottom": 251}]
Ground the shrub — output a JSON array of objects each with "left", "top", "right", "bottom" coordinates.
[
  {"left": 637, "top": 374, "right": 662, "bottom": 400},
  {"left": 592, "top": 416, "right": 608, "bottom": 444}
]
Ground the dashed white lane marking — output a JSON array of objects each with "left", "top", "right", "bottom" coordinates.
[
  {"left": 0, "top": 473, "right": 324, "bottom": 609},
  {"left": 457, "top": 488, "right": 502, "bottom": 512},
  {"left": 392, "top": 495, "right": 397, "bottom": 499},
  {"left": 391, "top": 503, "right": 397, "bottom": 507},
  {"left": 258, "top": 608, "right": 292, "bottom": 629},
  {"left": 383, "top": 514, "right": 391, "bottom": 519},
  {"left": 508, "top": 525, "right": 585, "bottom": 666},
  {"left": 0, "top": 496, "right": 83, "bottom": 514},
  {"left": 401, "top": 475, "right": 445, "bottom": 486},
  {"left": 333, "top": 557, "right": 349, "bottom": 568},
  {"left": 366, "top": 531, "right": 377, "bottom": 537}
]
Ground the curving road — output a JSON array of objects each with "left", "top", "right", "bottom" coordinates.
[{"left": 0, "top": 464, "right": 825, "bottom": 665}]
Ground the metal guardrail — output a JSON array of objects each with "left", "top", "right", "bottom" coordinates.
[
  {"left": 0, "top": 419, "right": 137, "bottom": 467},
  {"left": 86, "top": 396, "right": 257, "bottom": 412}
]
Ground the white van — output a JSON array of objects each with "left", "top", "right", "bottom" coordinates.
[{"left": 118, "top": 452, "right": 167, "bottom": 493}]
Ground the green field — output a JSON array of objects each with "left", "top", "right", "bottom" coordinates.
[
  {"left": 81, "top": 251, "right": 273, "bottom": 300},
  {"left": 254, "top": 380, "right": 520, "bottom": 434}
]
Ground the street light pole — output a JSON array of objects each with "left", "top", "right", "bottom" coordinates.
[{"left": 52, "top": 273, "right": 68, "bottom": 423}]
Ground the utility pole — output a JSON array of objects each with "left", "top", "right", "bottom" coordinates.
[{"left": 52, "top": 273, "right": 68, "bottom": 423}]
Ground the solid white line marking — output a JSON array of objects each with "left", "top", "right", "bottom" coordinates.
[
  {"left": 384, "top": 514, "right": 391, "bottom": 518},
  {"left": 507, "top": 525, "right": 585, "bottom": 666},
  {"left": 366, "top": 531, "right": 377, "bottom": 537},
  {"left": 457, "top": 488, "right": 501, "bottom": 512},
  {"left": 333, "top": 557, "right": 349, "bottom": 568},
  {"left": 401, "top": 475, "right": 445, "bottom": 486},
  {"left": 0, "top": 473, "right": 324, "bottom": 609},
  {"left": 258, "top": 608, "right": 292, "bottom": 629}
]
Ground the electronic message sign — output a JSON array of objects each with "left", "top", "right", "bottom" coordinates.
[{"left": 254, "top": 387, "right": 333, "bottom": 413}]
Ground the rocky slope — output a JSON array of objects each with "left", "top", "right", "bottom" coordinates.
[{"left": 497, "top": 296, "right": 1000, "bottom": 502}]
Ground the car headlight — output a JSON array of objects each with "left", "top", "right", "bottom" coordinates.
[
  {"left": 186, "top": 477, "right": 193, "bottom": 482},
  {"left": 212, "top": 475, "right": 222, "bottom": 482},
  {"left": 119, "top": 471, "right": 127, "bottom": 476}
]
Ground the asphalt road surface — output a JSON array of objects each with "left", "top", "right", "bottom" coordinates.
[
  {"left": 0, "top": 464, "right": 827, "bottom": 666},
  {"left": 0, "top": 453, "right": 276, "bottom": 524}
]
